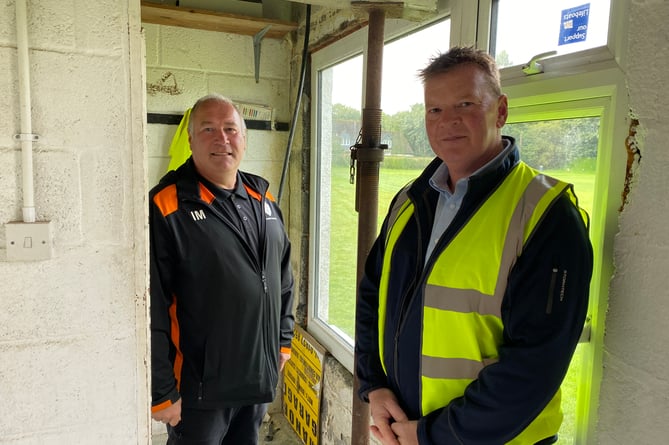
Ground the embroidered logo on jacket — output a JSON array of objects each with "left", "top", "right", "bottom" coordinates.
[
  {"left": 190, "top": 209, "right": 206, "bottom": 221},
  {"left": 264, "top": 202, "right": 277, "bottom": 221}
]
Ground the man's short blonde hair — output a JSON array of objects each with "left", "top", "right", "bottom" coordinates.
[{"left": 419, "top": 46, "right": 502, "bottom": 97}]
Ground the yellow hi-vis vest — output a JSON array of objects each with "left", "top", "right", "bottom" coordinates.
[{"left": 379, "top": 162, "right": 588, "bottom": 444}]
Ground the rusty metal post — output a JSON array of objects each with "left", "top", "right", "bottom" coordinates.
[{"left": 351, "top": 8, "right": 386, "bottom": 445}]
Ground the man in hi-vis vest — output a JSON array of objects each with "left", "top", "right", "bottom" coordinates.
[{"left": 355, "top": 46, "right": 592, "bottom": 445}]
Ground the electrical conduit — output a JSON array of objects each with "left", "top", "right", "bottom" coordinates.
[
  {"left": 15, "top": 0, "right": 37, "bottom": 223},
  {"left": 277, "top": 4, "right": 310, "bottom": 204}
]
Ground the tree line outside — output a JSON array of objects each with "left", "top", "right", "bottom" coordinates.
[{"left": 331, "top": 102, "right": 599, "bottom": 175}]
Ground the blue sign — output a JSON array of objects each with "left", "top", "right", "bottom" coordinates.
[{"left": 559, "top": 3, "right": 590, "bottom": 46}]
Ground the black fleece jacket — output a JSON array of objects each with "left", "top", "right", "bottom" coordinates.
[{"left": 150, "top": 159, "right": 294, "bottom": 410}]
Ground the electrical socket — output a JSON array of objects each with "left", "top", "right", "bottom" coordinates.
[{"left": 5, "top": 221, "right": 53, "bottom": 261}]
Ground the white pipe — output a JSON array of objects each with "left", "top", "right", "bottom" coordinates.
[{"left": 15, "top": 0, "right": 36, "bottom": 223}]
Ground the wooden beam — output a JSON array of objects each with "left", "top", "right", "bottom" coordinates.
[{"left": 140, "top": 2, "right": 298, "bottom": 39}]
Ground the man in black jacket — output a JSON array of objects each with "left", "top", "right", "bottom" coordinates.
[
  {"left": 150, "top": 93, "right": 295, "bottom": 444},
  {"left": 355, "top": 47, "right": 592, "bottom": 444}
]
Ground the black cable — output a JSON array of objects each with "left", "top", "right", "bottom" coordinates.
[{"left": 277, "top": 4, "right": 310, "bottom": 204}]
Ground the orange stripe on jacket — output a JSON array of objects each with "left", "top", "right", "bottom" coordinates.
[
  {"left": 243, "top": 184, "right": 275, "bottom": 202},
  {"left": 153, "top": 184, "right": 179, "bottom": 217},
  {"left": 198, "top": 182, "right": 216, "bottom": 204},
  {"left": 169, "top": 295, "right": 183, "bottom": 392},
  {"left": 152, "top": 399, "right": 173, "bottom": 413},
  {"left": 154, "top": 182, "right": 217, "bottom": 218}
]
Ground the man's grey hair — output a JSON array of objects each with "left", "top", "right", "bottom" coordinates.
[{"left": 187, "top": 93, "right": 247, "bottom": 134}]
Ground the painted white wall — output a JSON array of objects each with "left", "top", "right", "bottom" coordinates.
[
  {"left": 0, "top": 0, "right": 149, "bottom": 444},
  {"left": 144, "top": 23, "right": 294, "bottom": 191},
  {"left": 596, "top": 1, "right": 669, "bottom": 443}
]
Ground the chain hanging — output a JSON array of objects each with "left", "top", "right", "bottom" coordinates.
[{"left": 349, "top": 128, "right": 363, "bottom": 184}]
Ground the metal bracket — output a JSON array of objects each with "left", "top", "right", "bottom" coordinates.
[
  {"left": 14, "top": 133, "right": 40, "bottom": 141},
  {"left": 253, "top": 25, "right": 272, "bottom": 83},
  {"left": 521, "top": 50, "right": 557, "bottom": 75}
]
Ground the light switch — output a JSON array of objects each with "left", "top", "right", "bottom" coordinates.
[{"left": 5, "top": 221, "right": 53, "bottom": 261}]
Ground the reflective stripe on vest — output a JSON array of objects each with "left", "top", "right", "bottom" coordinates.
[{"left": 379, "top": 162, "right": 587, "bottom": 444}]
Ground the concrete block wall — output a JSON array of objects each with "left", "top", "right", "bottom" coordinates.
[
  {"left": 0, "top": 0, "right": 149, "bottom": 444},
  {"left": 596, "top": 0, "right": 669, "bottom": 443},
  {"left": 144, "top": 23, "right": 294, "bottom": 193}
]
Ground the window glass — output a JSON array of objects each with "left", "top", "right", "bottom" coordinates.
[
  {"left": 491, "top": 0, "right": 611, "bottom": 67},
  {"left": 504, "top": 117, "right": 598, "bottom": 190},
  {"left": 311, "top": 19, "right": 450, "bottom": 362},
  {"left": 504, "top": 115, "right": 599, "bottom": 444},
  {"left": 313, "top": 55, "right": 362, "bottom": 348}
]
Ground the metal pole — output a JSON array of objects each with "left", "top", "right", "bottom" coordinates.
[{"left": 351, "top": 8, "right": 385, "bottom": 445}]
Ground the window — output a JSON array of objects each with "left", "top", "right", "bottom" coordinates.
[
  {"left": 309, "top": 18, "right": 451, "bottom": 371},
  {"left": 504, "top": 82, "right": 626, "bottom": 444},
  {"left": 489, "top": 0, "right": 612, "bottom": 68},
  {"left": 476, "top": 0, "right": 627, "bottom": 439},
  {"left": 500, "top": 50, "right": 627, "bottom": 445},
  {"left": 504, "top": 110, "right": 602, "bottom": 445}
]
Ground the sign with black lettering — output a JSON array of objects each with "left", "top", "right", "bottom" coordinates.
[
  {"left": 559, "top": 3, "right": 590, "bottom": 46},
  {"left": 282, "top": 326, "right": 326, "bottom": 445}
]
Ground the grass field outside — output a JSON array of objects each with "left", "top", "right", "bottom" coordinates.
[{"left": 326, "top": 164, "right": 595, "bottom": 334}]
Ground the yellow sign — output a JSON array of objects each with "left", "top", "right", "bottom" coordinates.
[{"left": 283, "top": 326, "right": 326, "bottom": 445}]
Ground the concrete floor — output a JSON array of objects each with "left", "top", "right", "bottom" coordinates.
[
  {"left": 259, "top": 412, "right": 303, "bottom": 445},
  {"left": 151, "top": 411, "right": 302, "bottom": 445}
]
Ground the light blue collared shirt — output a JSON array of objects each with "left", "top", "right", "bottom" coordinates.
[{"left": 425, "top": 139, "right": 513, "bottom": 262}]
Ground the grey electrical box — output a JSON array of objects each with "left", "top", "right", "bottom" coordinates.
[{"left": 5, "top": 221, "right": 53, "bottom": 261}]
